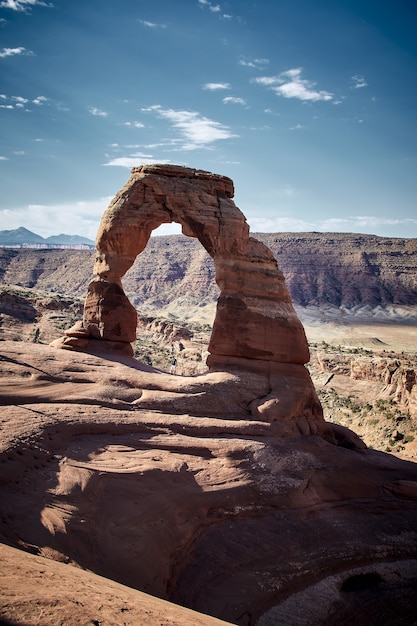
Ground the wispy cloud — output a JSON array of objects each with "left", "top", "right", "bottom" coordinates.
[
  {"left": 88, "top": 106, "right": 107, "bottom": 117},
  {"left": 351, "top": 75, "right": 368, "bottom": 89},
  {"left": 138, "top": 19, "right": 166, "bottom": 28},
  {"left": 32, "top": 95, "right": 48, "bottom": 105},
  {"left": 336, "top": 216, "right": 417, "bottom": 229},
  {"left": 223, "top": 96, "right": 246, "bottom": 105},
  {"left": 0, "top": 156, "right": 8, "bottom": 160},
  {"left": 197, "top": 0, "right": 232, "bottom": 19},
  {"left": 122, "top": 121, "right": 145, "bottom": 128},
  {"left": 0, "top": 46, "right": 33, "bottom": 58},
  {"left": 239, "top": 57, "right": 269, "bottom": 69},
  {"left": 141, "top": 104, "right": 237, "bottom": 150},
  {"left": 0, "top": 94, "right": 51, "bottom": 110},
  {"left": 254, "top": 68, "right": 334, "bottom": 102},
  {"left": 198, "top": 0, "right": 221, "bottom": 13},
  {"left": 248, "top": 216, "right": 313, "bottom": 233},
  {"left": 203, "top": 82, "right": 230, "bottom": 90},
  {"left": 103, "top": 156, "right": 169, "bottom": 168},
  {"left": 248, "top": 214, "right": 417, "bottom": 235},
  {"left": 0, "top": 94, "right": 28, "bottom": 109},
  {"left": 0, "top": 0, "right": 53, "bottom": 11}
]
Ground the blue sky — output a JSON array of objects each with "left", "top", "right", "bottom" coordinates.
[{"left": 0, "top": 0, "right": 416, "bottom": 239}]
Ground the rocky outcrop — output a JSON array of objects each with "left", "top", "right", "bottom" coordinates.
[
  {"left": 53, "top": 165, "right": 330, "bottom": 438},
  {"left": 1, "top": 341, "right": 417, "bottom": 625},
  {"left": 351, "top": 356, "right": 417, "bottom": 417}
]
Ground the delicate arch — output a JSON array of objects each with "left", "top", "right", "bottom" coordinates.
[
  {"left": 77, "top": 164, "right": 309, "bottom": 366},
  {"left": 53, "top": 164, "right": 336, "bottom": 438}
]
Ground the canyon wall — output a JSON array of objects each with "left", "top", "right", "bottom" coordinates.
[{"left": 1, "top": 232, "right": 416, "bottom": 311}]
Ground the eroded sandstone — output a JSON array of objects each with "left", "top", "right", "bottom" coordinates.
[
  {"left": 1, "top": 341, "right": 417, "bottom": 625},
  {"left": 53, "top": 164, "right": 330, "bottom": 438}
]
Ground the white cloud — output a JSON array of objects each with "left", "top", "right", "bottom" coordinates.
[
  {"left": 138, "top": 19, "right": 166, "bottom": 28},
  {"left": 0, "top": 197, "right": 112, "bottom": 240},
  {"left": 0, "top": 0, "right": 52, "bottom": 10},
  {"left": 223, "top": 96, "right": 246, "bottom": 105},
  {"left": 32, "top": 95, "right": 48, "bottom": 104},
  {"left": 0, "top": 46, "right": 33, "bottom": 58},
  {"left": 13, "top": 97, "right": 29, "bottom": 108},
  {"left": 198, "top": 0, "right": 221, "bottom": 12},
  {"left": 123, "top": 121, "right": 145, "bottom": 128},
  {"left": 88, "top": 107, "right": 108, "bottom": 117},
  {"left": 247, "top": 214, "right": 417, "bottom": 235},
  {"left": 0, "top": 93, "right": 32, "bottom": 109},
  {"left": 344, "top": 215, "right": 417, "bottom": 228},
  {"left": 0, "top": 156, "right": 8, "bottom": 160},
  {"left": 142, "top": 104, "right": 237, "bottom": 150},
  {"left": 239, "top": 57, "right": 269, "bottom": 69},
  {"left": 248, "top": 215, "right": 314, "bottom": 232},
  {"left": 0, "top": 94, "right": 54, "bottom": 111},
  {"left": 103, "top": 156, "right": 169, "bottom": 168},
  {"left": 203, "top": 82, "right": 230, "bottom": 90},
  {"left": 254, "top": 67, "right": 334, "bottom": 102},
  {"left": 351, "top": 75, "right": 368, "bottom": 89},
  {"left": 289, "top": 123, "right": 305, "bottom": 130}
]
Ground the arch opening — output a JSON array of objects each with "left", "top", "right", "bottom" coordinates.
[{"left": 52, "top": 164, "right": 335, "bottom": 438}]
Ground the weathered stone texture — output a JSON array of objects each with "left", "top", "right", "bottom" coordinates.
[{"left": 54, "top": 164, "right": 327, "bottom": 436}]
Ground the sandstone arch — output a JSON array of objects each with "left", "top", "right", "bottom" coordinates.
[
  {"left": 56, "top": 164, "right": 332, "bottom": 437},
  {"left": 83, "top": 164, "right": 308, "bottom": 362}
]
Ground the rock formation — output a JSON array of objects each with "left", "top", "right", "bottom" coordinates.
[
  {"left": 53, "top": 164, "right": 331, "bottom": 439},
  {"left": 1, "top": 341, "right": 417, "bottom": 625}
]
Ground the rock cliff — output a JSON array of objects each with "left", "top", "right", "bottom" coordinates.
[{"left": 1, "top": 233, "right": 417, "bottom": 314}]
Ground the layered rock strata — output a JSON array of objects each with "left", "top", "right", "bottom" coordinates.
[{"left": 53, "top": 165, "right": 330, "bottom": 438}]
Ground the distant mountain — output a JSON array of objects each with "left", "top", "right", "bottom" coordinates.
[
  {"left": 0, "top": 227, "right": 94, "bottom": 247},
  {"left": 45, "top": 233, "right": 95, "bottom": 246},
  {"left": 0, "top": 227, "right": 45, "bottom": 245}
]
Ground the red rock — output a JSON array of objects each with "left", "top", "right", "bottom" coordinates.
[{"left": 54, "top": 165, "right": 328, "bottom": 437}]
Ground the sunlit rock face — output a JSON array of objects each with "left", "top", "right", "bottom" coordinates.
[
  {"left": 53, "top": 164, "right": 331, "bottom": 438},
  {"left": 5, "top": 168, "right": 417, "bottom": 624}
]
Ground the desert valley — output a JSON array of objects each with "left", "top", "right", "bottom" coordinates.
[{"left": 1, "top": 165, "right": 417, "bottom": 625}]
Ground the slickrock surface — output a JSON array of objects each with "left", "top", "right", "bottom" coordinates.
[
  {"left": 2, "top": 166, "right": 417, "bottom": 624},
  {"left": 1, "top": 341, "right": 417, "bottom": 625},
  {"left": 53, "top": 165, "right": 329, "bottom": 439},
  {"left": 0, "top": 543, "right": 232, "bottom": 626}
]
